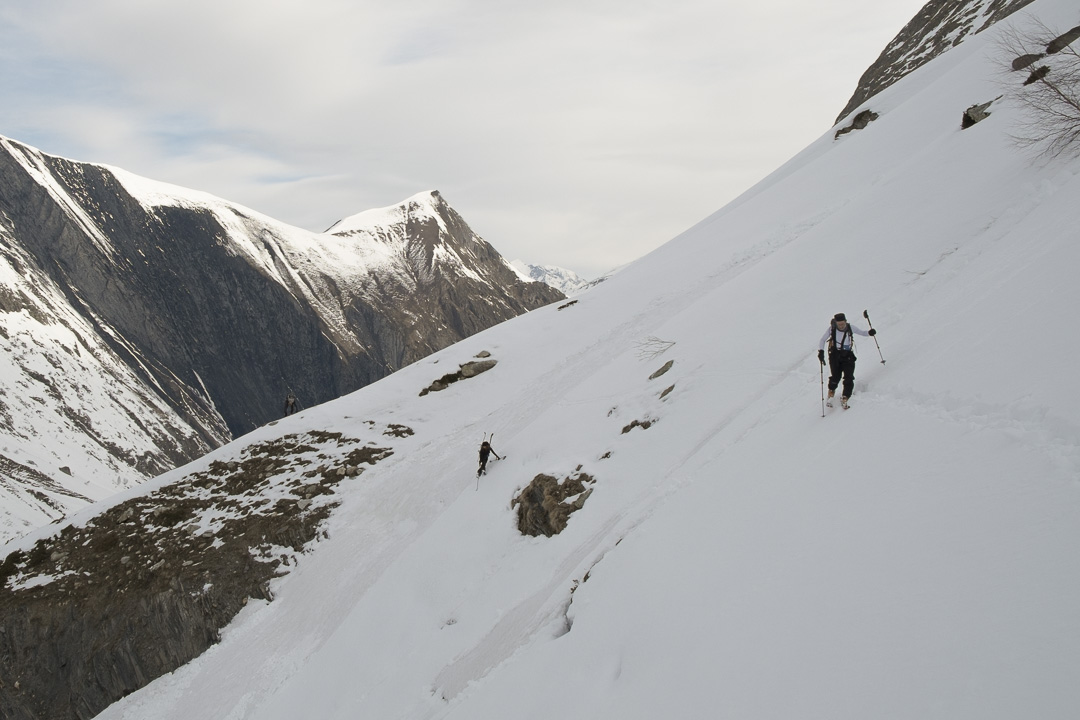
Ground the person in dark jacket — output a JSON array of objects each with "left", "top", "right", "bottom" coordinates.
[
  {"left": 477, "top": 440, "right": 501, "bottom": 477},
  {"left": 817, "top": 312, "right": 876, "bottom": 409},
  {"left": 283, "top": 393, "right": 300, "bottom": 416}
]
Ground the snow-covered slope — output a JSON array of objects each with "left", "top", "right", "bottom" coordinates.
[{"left": 5, "top": 0, "right": 1080, "bottom": 717}]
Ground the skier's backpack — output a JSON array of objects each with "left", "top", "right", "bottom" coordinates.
[{"left": 828, "top": 318, "right": 853, "bottom": 352}]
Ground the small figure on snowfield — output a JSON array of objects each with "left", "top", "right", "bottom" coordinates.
[
  {"left": 283, "top": 392, "right": 300, "bottom": 416},
  {"left": 477, "top": 440, "right": 501, "bottom": 477},
  {"left": 817, "top": 312, "right": 876, "bottom": 409}
]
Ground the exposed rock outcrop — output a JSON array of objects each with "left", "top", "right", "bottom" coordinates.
[
  {"left": 962, "top": 98, "right": 998, "bottom": 127},
  {"left": 835, "top": 110, "right": 880, "bottom": 139},
  {"left": 419, "top": 355, "right": 498, "bottom": 396},
  {"left": 0, "top": 427, "right": 402, "bottom": 720},
  {"left": 512, "top": 469, "right": 595, "bottom": 537}
]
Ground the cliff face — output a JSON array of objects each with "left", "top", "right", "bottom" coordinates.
[
  {"left": 836, "top": 0, "right": 1038, "bottom": 123},
  {"left": 0, "top": 136, "right": 562, "bottom": 541}
]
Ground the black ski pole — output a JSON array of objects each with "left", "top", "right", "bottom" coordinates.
[
  {"left": 820, "top": 358, "right": 826, "bottom": 417},
  {"left": 862, "top": 310, "right": 886, "bottom": 364}
]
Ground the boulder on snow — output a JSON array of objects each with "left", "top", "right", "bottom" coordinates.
[
  {"left": 834, "top": 109, "right": 879, "bottom": 139},
  {"left": 1046, "top": 25, "right": 1080, "bottom": 54},
  {"left": 649, "top": 360, "right": 674, "bottom": 380},
  {"left": 1012, "top": 52, "right": 1045, "bottom": 71},
  {"left": 419, "top": 359, "right": 498, "bottom": 396},
  {"left": 512, "top": 471, "right": 595, "bottom": 537},
  {"left": 962, "top": 99, "right": 998, "bottom": 128}
]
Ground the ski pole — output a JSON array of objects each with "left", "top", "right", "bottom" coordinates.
[
  {"left": 820, "top": 358, "right": 826, "bottom": 417},
  {"left": 862, "top": 310, "right": 886, "bottom": 364}
]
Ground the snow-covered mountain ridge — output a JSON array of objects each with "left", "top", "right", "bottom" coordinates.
[
  {"left": 0, "top": 140, "right": 561, "bottom": 543},
  {"left": 510, "top": 260, "right": 594, "bottom": 296},
  {"left": 4, "top": 0, "right": 1080, "bottom": 717}
]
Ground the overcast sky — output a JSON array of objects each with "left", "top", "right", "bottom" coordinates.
[{"left": 0, "top": 1, "right": 928, "bottom": 278}]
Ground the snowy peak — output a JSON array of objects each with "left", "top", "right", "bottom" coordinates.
[
  {"left": 326, "top": 190, "right": 515, "bottom": 290},
  {"left": 326, "top": 190, "right": 448, "bottom": 237}
]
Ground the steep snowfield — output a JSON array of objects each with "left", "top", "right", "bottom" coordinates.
[{"left": 83, "top": 0, "right": 1080, "bottom": 717}]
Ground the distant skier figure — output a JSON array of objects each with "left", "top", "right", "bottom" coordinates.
[
  {"left": 477, "top": 440, "right": 501, "bottom": 477},
  {"left": 283, "top": 393, "right": 299, "bottom": 416},
  {"left": 817, "top": 312, "right": 876, "bottom": 409}
]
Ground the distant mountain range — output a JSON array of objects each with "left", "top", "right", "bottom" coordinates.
[
  {"left": 510, "top": 260, "right": 596, "bottom": 296},
  {"left": 0, "top": 137, "right": 563, "bottom": 541}
]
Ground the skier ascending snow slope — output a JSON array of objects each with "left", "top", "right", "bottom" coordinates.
[
  {"left": 477, "top": 439, "right": 500, "bottom": 478},
  {"left": 817, "top": 312, "right": 877, "bottom": 409}
]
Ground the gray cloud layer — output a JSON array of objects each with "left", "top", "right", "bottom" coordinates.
[{"left": 0, "top": 1, "right": 926, "bottom": 277}]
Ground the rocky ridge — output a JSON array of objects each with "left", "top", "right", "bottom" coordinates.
[{"left": 836, "top": 0, "right": 1038, "bottom": 123}]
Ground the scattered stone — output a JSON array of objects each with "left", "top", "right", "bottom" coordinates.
[
  {"left": 649, "top": 360, "right": 674, "bottom": 380},
  {"left": 660, "top": 384, "right": 675, "bottom": 400},
  {"left": 622, "top": 419, "right": 655, "bottom": 434},
  {"left": 58, "top": 466, "right": 72, "bottom": 476},
  {"left": 474, "top": 350, "right": 492, "bottom": 358},
  {"left": 1012, "top": 52, "right": 1045, "bottom": 70},
  {"left": 558, "top": 299, "right": 578, "bottom": 310},
  {"left": 383, "top": 424, "right": 415, "bottom": 438}
]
